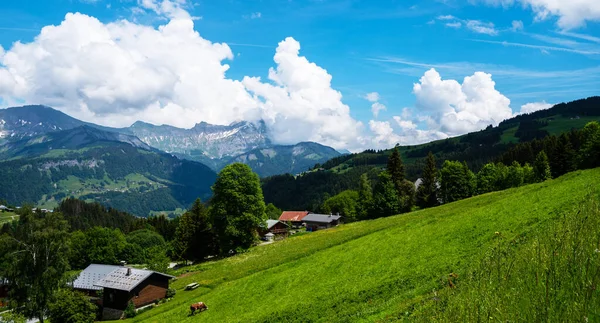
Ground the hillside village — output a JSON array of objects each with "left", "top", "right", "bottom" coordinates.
[
  {"left": 0, "top": 0, "right": 599, "bottom": 319},
  {"left": 1, "top": 110, "right": 600, "bottom": 321}
]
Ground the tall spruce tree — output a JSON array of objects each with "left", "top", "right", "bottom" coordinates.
[
  {"left": 173, "top": 198, "right": 215, "bottom": 262},
  {"left": 416, "top": 152, "right": 439, "bottom": 208},
  {"left": 534, "top": 151, "right": 552, "bottom": 182},
  {"left": 387, "top": 145, "right": 405, "bottom": 183},
  {"left": 387, "top": 145, "right": 415, "bottom": 212}
]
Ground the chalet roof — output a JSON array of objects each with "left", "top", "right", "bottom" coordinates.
[
  {"left": 302, "top": 213, "right": 342, "bottom": 224},
  {"left": 94, "top": 267, "right": 174, "bottom": 292},
  {"left": 266, "top": 219, "right": 288, "bottom": 230},
  {"left": 279, "top": 211, "right": 309, "bottom": 222},
  {"left": 72, "top": 264, "right": 122, "bottom": 291}
]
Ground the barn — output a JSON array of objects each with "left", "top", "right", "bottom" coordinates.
[
  {"left": 279, "top": 211, "right": 309, "bottom": 227},
  {"left": 94, "top": 267, "right": 174, "bottom": 320},
  {"left": 302, "top": 213, "right": 343, "bottom": 231}
]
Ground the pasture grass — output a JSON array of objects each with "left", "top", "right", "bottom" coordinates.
[
  {"left": 411, "top": 189, "right": 600, "bottom": 322},
  {"left": 122, "top": 169, "right": 600, "bottom": 323}
]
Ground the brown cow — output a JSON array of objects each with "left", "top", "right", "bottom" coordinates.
[{"left": 190, "top": 302, "right": 208, "bottom": 315}]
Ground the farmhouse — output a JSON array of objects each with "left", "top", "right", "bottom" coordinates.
[
  {"left": 260, "top": 219, "right": 289, "bottom": 240},
  {"left": 72, "top": 264, "right": 123, "bottom": 297},
  {"left": 94, "top": 267, "right": 174, "bottom": 320},
  {"left": 303, "top": 213, "right": 342, "bottom": 231},
  {"left": 279, "top": 211, "right": 309, "bottom": 227}
]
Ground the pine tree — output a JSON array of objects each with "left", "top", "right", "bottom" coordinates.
[
  {"left": 387, "top": 145, "right": 405, "bottom": 183},
  {"left": 533, "top": 151, "right": 552, "bottom": 182},
  {"left": 386, "top": 145, "right": 414, "bottom": 212},
  {"left": 416, "top": 152, "right": 439, "bottom": 208},
  {"left": 369, "top": 172, "right": 400, "bottom": 218},
  {"left": 173, "top": 198, "right": 215, "bottom": 262}
]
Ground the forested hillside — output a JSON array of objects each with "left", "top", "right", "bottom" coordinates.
[
  {"left": 263, "top": 96, "right": 600, "bottom": 211},
  {"left": 0, "top": 126, "right": 217, "bottom": 216}
]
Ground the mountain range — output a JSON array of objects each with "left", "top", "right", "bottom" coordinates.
[
  {"left": 0, "top": 105, "right": 340, "bottom": 176},
  {"left": 0, "top": 105, "right": 340, "bottom": 215}
]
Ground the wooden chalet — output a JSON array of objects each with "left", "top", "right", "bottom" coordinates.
[
  {"left": 72, "top": 264, "right": 123, "bottom": 298},
  {"left": 260, "top": 219, "right": 289, "bottom": 239},
  {"left": 94, "top": 267, "right": 174, "bottom": 320}
]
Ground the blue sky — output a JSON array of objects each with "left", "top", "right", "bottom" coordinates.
[{"left": 0, "top": 0, "right": 599, "bottom": 150}]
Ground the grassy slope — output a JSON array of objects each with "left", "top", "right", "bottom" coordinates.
[
  {"left": 0, "top": 211, "right": 18, "bottom": 224},
  {"left": 127, "top": 169, "right": 600, "bottom": 323}
]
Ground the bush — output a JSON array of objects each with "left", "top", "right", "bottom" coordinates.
[
  {"left": 166, "top": 287, "right": 176, "bottom": 298},
  {"left": 124, "top": 301, "right": 136, "bottom": 318},
  {"left": 48, "top": 289, "right": 97, "bottom": 323}
]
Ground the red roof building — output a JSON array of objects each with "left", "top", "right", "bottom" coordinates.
[{"left": 279, "top": 211, "right": 309, "bottom": 223}]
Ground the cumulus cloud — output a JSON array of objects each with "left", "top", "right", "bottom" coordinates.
[
  {"left": 479, "top": 0, "right": 600, "bottom": 29},
  {"left": 413, "top": 68, "right": 513, "bottom": 136},
  {"left": 363, "top": 92, "right": 387, "bottom": 118},
  {"left": 369, "top": 118, "right": 448, "bottom": 149},
  {"left": 371, "top": 102, "right": 387, "bottom": 118},
  {"left": 0, "top": 2, "right": 365, "bottom": 150},
  {"left": 0, "top": 0, "right": 534, "bottom": 152},
  {"left": 242, "top": 37, "right": 364, "bottom": 149},
  {"left": 520, "top": 101, "right": 553, "bottom": 114}
]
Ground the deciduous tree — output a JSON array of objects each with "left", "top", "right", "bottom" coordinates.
[
  {"left": 534, "top": 151, "right": 552, "bottom": 182},
  {"left": 210, "top": 163, "right": 266, "bottom": 253},
  {"left": 48, "top": 289, "right": 97, "bottom": 323},
  {"left": 0, "top": 209, "right": 70, "bottom": 323}
]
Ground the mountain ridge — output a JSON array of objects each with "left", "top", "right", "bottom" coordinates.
[{"left": 0, "top": 105, "right": 340, "bottom": 177}]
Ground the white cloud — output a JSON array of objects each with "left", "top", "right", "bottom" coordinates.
[
  {"left": 250, "top": 12, "right": 262, "bottom": 19},
  {"left": 371, "top": 102, "right": 387, "bottom": 118},
  {"left": 520, "top": 101, "right": 553, "bottom": 114},
  {"left": 479, "top": 0, "right": 600, "bottom": 29},
  {"left": 511, "top": 20, "right": 524, "bottom": 31},
  {"left": 465, "top": 20, "right": 498, "bottom": 35},
  {"left": 242, "top": 37, "right": 364, "bottom": 149},
  {"left": 0, "top": 2, "right": 365, "bottom": 150},
  {"left": 369, "top": 119, "right": 448, "bottom": 149},
  {"left": 364, "top": 92, "right": 380, "bottom": 102},
  {"left": 413, "top": 68, "right": 513, "bottom": 136},
  {"left": 437, "top": 15, "right": 498, "bottom": 35},
  {"left": 393, "top": 116, "right": 417, "bottom": 130}
]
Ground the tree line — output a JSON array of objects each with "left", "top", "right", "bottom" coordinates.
[
  {"left": 318, "top": 121, "right": 600, "bottom": 221},
  {"left": 0, "top": 163, "right": 267, "bottom": 323}
]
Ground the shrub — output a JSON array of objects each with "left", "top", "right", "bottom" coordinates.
[
  {"left": 166, "top": 287, "right": 176, "bottom": 298},
  {"left": 124, "top": 301, "right": 136, "bottom": 318}
]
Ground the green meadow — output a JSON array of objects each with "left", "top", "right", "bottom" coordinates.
[
  {"left": 122, "top": 168, "right": 600, "bottom": 322},
  {"left": 0, "top": 211, "right": 18, "bottom": 225}
]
